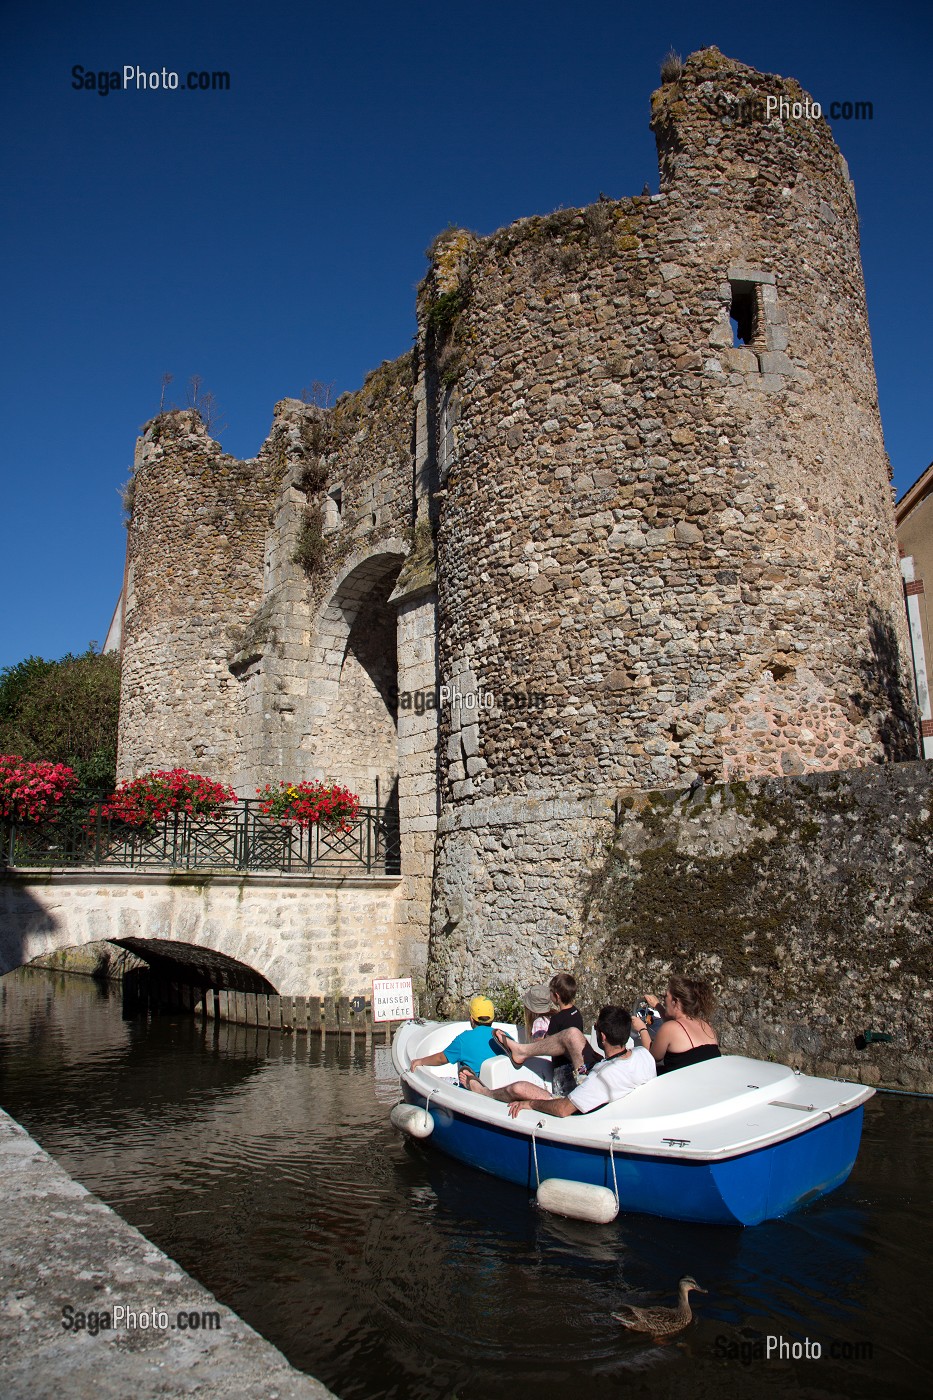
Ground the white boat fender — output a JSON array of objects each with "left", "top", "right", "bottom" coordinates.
[
  {"left": 390, "top": 1103, "right": 435, "bottom": 1138},
  {"left": 536, "top": 1178, "right": 619, "bottom": 1224}
]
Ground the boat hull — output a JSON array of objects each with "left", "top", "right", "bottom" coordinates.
[{"left": 399, "top": 1082, "right": 866, "bottom": 1227}]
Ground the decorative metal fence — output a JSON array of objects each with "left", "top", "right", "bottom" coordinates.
[{"left": 1, "top": 800, "right": 401, "bottom": 877}]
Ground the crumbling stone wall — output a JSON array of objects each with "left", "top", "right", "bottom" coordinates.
[
  {"left": 118, "top": 409, "right": 281, "bottom": 786},
  {"left": 233, "top": 358, "right": 415, "bottom": 797},
  {"left": 119, "top": 360, "right": 416, "bottom": 798}
]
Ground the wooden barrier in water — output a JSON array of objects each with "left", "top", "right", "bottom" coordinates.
[{"left": 137, "top": 973, "right": 415, "bottom": 1039}]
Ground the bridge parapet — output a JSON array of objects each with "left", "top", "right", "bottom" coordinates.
[{"left": 0, "top": 871, "right": 413, "bottom": 999}]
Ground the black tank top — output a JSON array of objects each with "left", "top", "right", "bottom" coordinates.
[
  {"left": 660, "top": 1042, "right": 722, "bottom": 1073},
  {"left": 660, "top": 1018, "right": 720, "bottom": 1074}
]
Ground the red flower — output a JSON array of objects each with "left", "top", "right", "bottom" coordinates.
[
  {"left": 0, "top": 755, "right": 77, "bottom": 824},
  {"left": 100, "top": 769, "right": 238, "bottom": 828},
  {"left": 255, "top": 780, "right": 359, "bottom": 830}
]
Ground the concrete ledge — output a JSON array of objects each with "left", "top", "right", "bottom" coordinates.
[{"left": 0, "top": 1108, "right": 337, "bottom": 1399}]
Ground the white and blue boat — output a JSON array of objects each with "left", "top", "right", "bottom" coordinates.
[{"left": 390, "top": 1019, "right": 874, "bottom": 1227}]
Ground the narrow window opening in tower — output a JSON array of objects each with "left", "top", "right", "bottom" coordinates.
[
  {"left": 439, "top": 385, "right": 458, "bottom": 483},
  {"left": 729, "top": 282, "right": 759, "bottom": 347}
]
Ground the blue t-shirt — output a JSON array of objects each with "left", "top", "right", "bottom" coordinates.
[{"left": 443, "top": 1025, "right": 500, "bottom": 1074}]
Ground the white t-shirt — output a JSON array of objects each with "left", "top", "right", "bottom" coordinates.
[{"left": 567, "top": 1046, "right": 656, "bottom": 1113}]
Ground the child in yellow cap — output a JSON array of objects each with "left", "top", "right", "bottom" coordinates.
[{"left": 410, "top": 995, "right": 500, "bottom": 1077}]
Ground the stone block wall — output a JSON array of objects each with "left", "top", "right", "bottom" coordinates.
[
  {"left": 581, "top": 761, "right": 933, "bottom": 1092},
  {"left": 427, "top": 791, "right": 610, "bottom": 1007},
  {"left": 0, "top": 873, "right": 407, "bottom": 1000},
  {"left": 119, "top": 360, "right": 417, "bottom": 801},
  {"left": 391, "top": 583, "right": 439, "bottom": 984}
]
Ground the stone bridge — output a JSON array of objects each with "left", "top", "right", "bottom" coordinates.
[{"left": 0, "top": 870, "right": 413, "bottom": 998}]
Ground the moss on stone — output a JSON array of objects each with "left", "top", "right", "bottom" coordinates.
[{"left": 391, "top": 519, "right": 436, "bottom": 601}]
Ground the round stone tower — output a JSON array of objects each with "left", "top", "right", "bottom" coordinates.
[{"left": 422, "top": 48, "right": 917, "bottom": 1003}]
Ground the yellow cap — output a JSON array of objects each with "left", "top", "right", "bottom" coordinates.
[{"left": 469, "top": 995, "right": 494, "bottom": 1024}]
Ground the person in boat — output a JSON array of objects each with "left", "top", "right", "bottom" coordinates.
[
  {"left": 409, "top": 995, "right": 500, "bottom": 1076},
  {"left": 460, "top": 1005, "right": 655, "bottom": 1117},
  {"left": 631, "top": 976, "right": 720, "bottom": 1073},
  {"left": 522, "top": 983, "right": 553, "bottom": 1041},
  {"left": 487, "top": 971, "right": 601, "bottom": 1092}
]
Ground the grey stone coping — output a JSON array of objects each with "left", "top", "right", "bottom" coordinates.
[
  {"left": 436, "top": 789, "right": 614, "bottom": 833},
  {"left": 0, "top": 1108, "right": 337, "bottom": 1399},
  {"left": 0, "top": 869, "right": 402, "bottom": 890}
]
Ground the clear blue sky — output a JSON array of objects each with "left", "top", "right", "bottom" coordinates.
[{"left": 2, "top": 0, "right": 931, "bottom": 672}]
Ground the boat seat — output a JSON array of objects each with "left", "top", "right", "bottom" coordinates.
[{"left": 480, "top": 1053, "right": 552, "bottom": 1091}]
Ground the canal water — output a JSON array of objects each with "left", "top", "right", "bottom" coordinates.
[{"left": 0, "top": 967, "right": 930, "bottom": 1400}]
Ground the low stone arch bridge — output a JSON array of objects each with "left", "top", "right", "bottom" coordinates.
[{"left": 0, "top": 869, "right": 412, "bottom": 998}]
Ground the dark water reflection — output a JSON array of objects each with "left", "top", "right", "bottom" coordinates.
[{"left": 1, "top": 967, "right": 930, "bottom": 1399}]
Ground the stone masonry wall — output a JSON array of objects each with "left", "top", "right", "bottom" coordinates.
[
  {"left": 118, "top": 410, "right": 281, "bottom": 786},
  {"left": 120, "top": 359, "right": 416, "bottom": 799},
  {"left": 427, "top": 761, "right": 933, "bottom": 1092},
  {"left": 581, "top": 760, "right": 933, "bottom": 1093},
  {"left": 423, "top": 48, "right": 916, "bottom": 809},
  {"left": 427, "top": 791, "right": 610, "bottom": 1007},
  {"left": 238, "top": 358, "right": 415, "bottom": 796},
  {"left": 391, "top": 584, "right": 439, "bottom": 988}
]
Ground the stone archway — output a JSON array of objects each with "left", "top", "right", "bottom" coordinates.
[
  {"left": 303, "top": 540, "right": 440, "bottom": 981},
  {"left": 301, "top": 545, "right": 408, "bottom": 806}
]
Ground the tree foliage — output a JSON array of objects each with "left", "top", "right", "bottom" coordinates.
[{"left": 0, "top": 650, "right": 121, "bottom": 811}]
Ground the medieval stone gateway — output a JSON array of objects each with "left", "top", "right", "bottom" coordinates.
[{"left": 107, "top": 49, "right": 930, "bottom": 1085}]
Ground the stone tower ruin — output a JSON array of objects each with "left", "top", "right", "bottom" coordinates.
[{"left": 117, "top": 49, "right": 918, "bottom": 1006}]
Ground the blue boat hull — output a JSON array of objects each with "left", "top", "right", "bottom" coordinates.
[{"left": 401, "top": 1084, "right": 865, "bottom": 1226}]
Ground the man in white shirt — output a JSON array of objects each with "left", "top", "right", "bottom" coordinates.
[{"left": 459, "top": 1005, "right": 655, "bottom": 1116}]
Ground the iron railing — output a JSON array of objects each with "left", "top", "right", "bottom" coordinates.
[{"left": 1, "top": 800, "right": 401, "bottom": 877}]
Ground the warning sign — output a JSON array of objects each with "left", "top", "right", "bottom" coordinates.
[{"left": 372, "top": 977, "right": 415, "bottom": 1023}]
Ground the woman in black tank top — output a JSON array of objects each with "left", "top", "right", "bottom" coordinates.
[{"left": 630, "top": 975, "right": 720, "bottom": 1074}]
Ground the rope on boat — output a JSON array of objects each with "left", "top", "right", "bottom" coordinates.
[
  {"left": 609, "top": 1129, "right": 620, "bottom": 1207},
  {"left": 531, "top": 1123, "right": 544, "bottom": 1189}
]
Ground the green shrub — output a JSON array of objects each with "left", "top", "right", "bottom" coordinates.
[
  {"left": 120, "top": 473, "right": 136, "bottom": 525},
  {"left": 296, "top": 459, "right": 328, "bottom": 495},
  {"left": 427, "top": 287, "right": 468, "bottom": 336},
  {"left": 0, "top": 649, "right": 121, "bottom": 820},
  {"left": 292, "top": 510, "right": 326, "bottom": 574},
  {"left": 483, "top": 984, "right": 524, "bottom": 1026}
]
